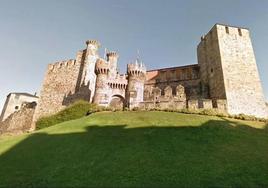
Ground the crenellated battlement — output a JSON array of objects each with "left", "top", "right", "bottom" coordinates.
[
  {"left": 106, "top": 51, "right": 119, "bottom": 59},
  {"left": 95, "top": 58, "right": 110, "bottom": 74},
  {"left": 108, "top": 74, "right": 128, "bottom": 90},
  {"left": 86, "top": 40, "right": 100, "bottom": 47},
  {"left": 127, "top": 61, "right": 146, "bottom": 76},
  {"left": 199, "top": 23, "right": 249, "bottom": 44},
  {"left": 48, "top": 59, "right": 76, "bottom": 72}
]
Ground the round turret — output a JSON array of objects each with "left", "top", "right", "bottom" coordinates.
[
  {"left": 95, "top": 58, "right": 110, "bottom": 75},
  {"left": 127, "top": 60, "right": 146, "bottom": 77},
  {"left": 85, "top": 40, "right": 101, "bottom": 57},
  {"left": 93, "top": 58, "right": 110, "bottom": 105},
  {"left": 126, "top": 59, "right": 146, "bottom": 109}
]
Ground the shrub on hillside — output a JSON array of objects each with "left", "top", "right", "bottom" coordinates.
[
  {"left": 132, "top": 107, "right": 140, "bottom": 111},
  {"left": 36, "top": 100, "right": 103, "bottom": 130},
  {"left": 233, "top": 114, "right": 262, "bottom": 121}
]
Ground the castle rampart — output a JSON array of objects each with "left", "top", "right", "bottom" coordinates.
[
  {"left": 32, "top": 58, "right": 83, "bottom": 124},
  {"left": 144, "top": 65, "right": 200, "bottom": 102}
]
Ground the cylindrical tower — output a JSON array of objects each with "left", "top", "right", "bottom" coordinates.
[
  {"left": 86, "top": 40, "right": 100, "bottom": 57},
  {"left": 106, "top": 51, "right": 119, "bottom": 78},
  {"left": 83, "top": 40, "right": 101, "bottom": 102},
  {"left": 126, "top": 60, "right": 146, "bottom": 109},
  {"left": 93, "top": 58, "right": 110, "bottom": 106}
]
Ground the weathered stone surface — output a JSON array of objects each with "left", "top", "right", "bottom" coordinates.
[
  {"left": 199, "top": 99, "right": 213, "bottom": 109},
  {"left": 188, "top": 100, "right": 199, "bottom": 110},
  {"left": 215, "top": 99, "right": 228, "bottom": 111},
  {"left": 198, "top": 24, "right": 267, "bottom": 118},
  {"left": 0, "top": 102, "right": 36, "bottom": 135},
  {"left": 127, "top": 61, "right": 146, "bottom": 109},
  {"left": 145, "top": 65, "right": 200, "bottom": 101},
  {"left": 0, "top": 93, "right": 38, "bottom": 122}
]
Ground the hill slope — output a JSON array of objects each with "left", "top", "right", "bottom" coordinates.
[{"left": 0, "top": 111, "right": 267, "bottom": 187}]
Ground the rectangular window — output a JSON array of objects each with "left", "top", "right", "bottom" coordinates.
[
  {"left": 225, "top": 26, "right": 229, "bottom": 34},
  {"left": 238, "top": 28, "right": 242, "bottom": 36}
]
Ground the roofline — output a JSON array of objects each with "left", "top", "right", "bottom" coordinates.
[
  {"left": 198, "top": 23, "right": 250, "bottom": 45},
  {"left": 147, "top": 64, "right": 199, "bottom": 72},
  {"left": 204, "top": 23, "right": 249, "bottom": 37},
  {"left": 8, "top": 92, "right": 39, "bottom": 98},
  {"left": 215, "top": 23, "right": 249, "bottom": 30}
]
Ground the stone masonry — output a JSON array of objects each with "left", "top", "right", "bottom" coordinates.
[
  {"left": 198, "top": 24, "right": 267, "bottom": 118},
  {"left": 0, "top": 93, "right": 38, "bottom": 122},
  {"left": 0, "top": 102, "right": 37, "bottom": 135}
]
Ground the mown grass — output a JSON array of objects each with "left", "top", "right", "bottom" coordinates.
[{"left": 0, "top": 111, "right": 267, "bottom": 187}]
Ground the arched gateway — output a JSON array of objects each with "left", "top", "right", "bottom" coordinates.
[{"left": 109, "top": 95, "right": 125, "bottom": 110}]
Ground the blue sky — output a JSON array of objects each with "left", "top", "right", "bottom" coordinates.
[{"left": 0, "top": 0, "right": 268, "bottom": 109}]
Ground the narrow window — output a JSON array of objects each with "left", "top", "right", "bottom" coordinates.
[
  {"left": 225, "top": 26, "right": 229, "bottom": 34},
  {"left": 15, "top": 106, "right": 19, "bottom": 110},
  {"left": 238, "top": 28, "right": 242, "bottom": 36}
]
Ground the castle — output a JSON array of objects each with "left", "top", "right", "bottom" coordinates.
[{"left": 1, "top": 23, "right": 268, "bottom": 133}]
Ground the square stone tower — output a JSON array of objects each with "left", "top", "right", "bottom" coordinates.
[{"left": 198, "top": 24, "right": 267, "bottom": 118}]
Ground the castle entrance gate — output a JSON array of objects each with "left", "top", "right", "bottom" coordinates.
[{"left": 109, "top": 95, "right": 125, "bottom": 110}]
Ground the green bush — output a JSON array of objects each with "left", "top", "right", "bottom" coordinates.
[
  {"left": 233, "top": 114, "right": 258, "bottom": 121},
  {"left": 179, "top": 108, "right": 200, "bottom": 114},
  {"left": 132, "top": 107, "right": 140, "bottom": 111},
  {"left": 36, "top": 100, "right": 102, "bottom": 130}
]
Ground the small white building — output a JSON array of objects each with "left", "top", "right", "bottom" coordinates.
[{"left": 0, "top": 93, "right": 38, "bottom": 121}]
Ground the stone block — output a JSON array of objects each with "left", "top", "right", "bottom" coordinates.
[
  {"left": 200, "top": 99, "right": 213, "bottom": 109},
  {"left": 188, "top": 100, "right": 198, "bottom": 110}
]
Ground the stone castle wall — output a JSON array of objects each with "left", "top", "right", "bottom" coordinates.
[
  {"left": 144, "top": 65, "right": 201, "bottom": 101},
  {"left": 0, "top": 102, "right": 36, "bottom": 135},
  {"left": 218, "top": 25, "right": 267, "bottom": 118},
  {"left": 33, "top": 41, "right": 101, "bottom": 125},
  {"left": 33, "top": 57, "right": 85, "bottom": 123},
  {"left": 198, "top": 24, "right": 267, "bottom": 118},
  {"left": 197, "top": 25, "right": 226, "bottom": 100},
  {"left": 0, "top": 93, "right": 38, "bottom": 121}
]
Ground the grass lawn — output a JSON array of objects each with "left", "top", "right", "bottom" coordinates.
[{"left": 0, "top": 111, "right": 267, "bottom": 187}]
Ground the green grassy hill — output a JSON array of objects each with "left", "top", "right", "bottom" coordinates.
[{"left": 0, "top": 111, "right": 267, "bottom": 187}]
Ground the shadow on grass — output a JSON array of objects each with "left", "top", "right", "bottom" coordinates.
[{"left": 0, "top": 119, "right": 267, "bottom": 187}]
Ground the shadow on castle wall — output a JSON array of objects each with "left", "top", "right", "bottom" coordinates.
[
  {"left": 0, "top": 119, "right": 267, "bottom": 187},
  {"left": 62, "top": 83, "right": 91, "bottom": 106}
]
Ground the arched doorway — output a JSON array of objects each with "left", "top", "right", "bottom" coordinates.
[{"left": 109, "top": 95, "right": 125, "bottom": 110}]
